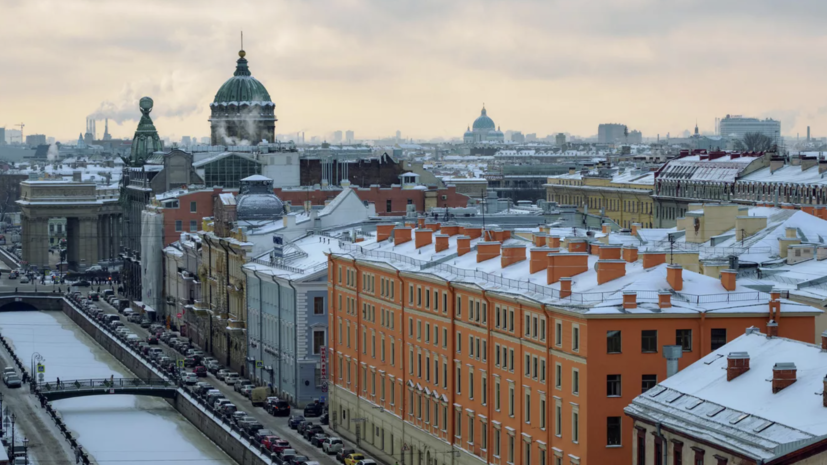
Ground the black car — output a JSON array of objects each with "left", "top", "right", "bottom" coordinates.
[
  {"left": 303, "top": 425, "right": 324, "bottom": 440},
  {"left": 243, "top": 421, "right": 264, "bottom": 435},
  {"left": 75, "top": 280, "right": 91, "bottom": 287},
  {"left": 269, "top": 400, "right": 291, "bottom": 417},
  {"left": 287, "top": 456, "right": 308, "bottom": 465},
  {"left": 303, "top": 402, "right": 323, "bottom": 417},
  {"left": 337, "top": 448, "right": 356, "bottom": 463},
  {"left": 288, "top": 415, "right": 305, "bottom": 429},
  {"left": 320, "top": 413, "right": 329, "bottom": 425},
  {"left": 310, "top": 433, "right": 329, "bottom": 447},
  {"left": 253, "top": 429, "right": 275, "bottom": 443}
]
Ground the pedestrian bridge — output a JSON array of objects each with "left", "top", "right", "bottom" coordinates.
[
  {"left": 0, "top": 292, "right": 66, "bottom": 312},
  {"left": 37, "top": 378, "right": 178, "bottom": 401}
]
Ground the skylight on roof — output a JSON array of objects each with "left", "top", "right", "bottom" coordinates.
[
  {"left": 754, "top": 421, "right": 775, "bottom": 433},
  {"left": 685, "top": 400, "right": 704, "bottom": 410},
  {"left": 707, "top": 407, "right": 726, "bottom": 418},
  {"left": 729, "top": 414, "right": 750, "bottom": 425},
  {"left": 648, "top": 387, "right": 667, "bottom": 397},
  {"left": 667, "top": 394, "right": 685, "bottom": 404}
]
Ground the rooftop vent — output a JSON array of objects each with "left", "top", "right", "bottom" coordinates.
[
  {"left": 772, "top": 362, "right": 797, "bottom": 394},
  {"left": 726, "top": 352, "right": 750, "bottom": 381}
]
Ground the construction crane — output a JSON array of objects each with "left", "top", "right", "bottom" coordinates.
[{"left": 15, "top": 123, "right": 24, "bottom": 143}]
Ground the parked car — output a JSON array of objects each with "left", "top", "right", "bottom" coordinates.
[
  {"left": 336, "top": 448, "right": 356, "bottom": 463},
  {"left": 182, "top": 372, "right": 198, "bottom": 385},
  {"left": 216, "top": 369, "right": 230, "bottom": 381},
  {"left": 139, "top": 319, "right": 151, "bottom": 328},
  {"left": 193, "top": 366, "right": 207, "bottom": 377},
  {"left": 146, "top": 335, "right": 158, "bottom": 345},
  {"left": 240, "top": 385, "right": 253, "bottom": 398},
  {"left": 240, "top": 420, "right": 264, "bottom": 435},
  {"left": 297, "top": 421, "right": 312, "bottom": 435},
  {"left": 304, "top": 402, "right": 324, "bottom": 417},
  {"left": 207, "top": 361, "right": 221, "bottom": 374},
  {"left": 220, "top": 403, "right": 237, "bottom": 416},
  {"left": 224, "top": 372, "right": 240, "bottom": 385},
  {"left": 269, "top": 439, "right": 291, "bottom": 454},
  {"left": 323, "top": 438, "right": 343, "bottom": 454},
  {"left": 19, "top": 276, "right": 29, "bottom": 283},
  {"left": 287, "top": 456, "right": 309, "bottom": 465},
  {"left": 310, "top": 433, "right": 329, "bottom": 447},
  {"left": 194, "top": 382, "right": 212, "bottom": 395},
  {"left": 231, "top": 411, "right": 249, "bottom": 426},
  {"left": 234, "top": 379, "right": 253, "bottom": 393},
  {"left": 303, "top": 425, "right": 324, "bottom": 440},
  {"left": 254, "top": 429, "right": 275, "bottom": 443},
  {"left": 320, "top": 413, "right": 329, "bottom": 425},
  {"left": 275, "top": 450, "right": 296, "bottom": 465},
  {"left": 344, "top": 454, "right": 365, "bottom": 465},
  {"left": 3, "top": 375, "right": 21, "bottom": 388},
  {"left": 354, "top": 460, "right": 377, "bottom": 465},
  {"left": 288, "top": 415, "right": 305, "bottom": 429}
]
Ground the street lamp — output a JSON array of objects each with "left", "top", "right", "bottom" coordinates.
[
  {"left": 22, "top": 437, "right": 28, "bottom": 465},
  {"left": 29, "top": 352, "right": 44, "bottom": 388}
]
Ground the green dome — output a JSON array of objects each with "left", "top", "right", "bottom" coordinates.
[
  {"left": 472, "top": 106, "right": 495, "bottom": 130},
  {"left": 212, "top": 51, "right": 273, "bottom": 106}
]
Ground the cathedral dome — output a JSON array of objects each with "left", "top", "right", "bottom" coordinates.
[
  {"left": 472, "top": 106, "right": 495, "bottom": 130},
  {"left": 212, "top": 50, "right": 274, "bottom": 107}
]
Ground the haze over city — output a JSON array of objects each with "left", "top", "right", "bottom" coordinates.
[{"left": 3, "top": 0, "right": 827, "bottom": 141}]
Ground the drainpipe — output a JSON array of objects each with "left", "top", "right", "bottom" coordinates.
[
  {"left": 395, "top": 268, "right": 407, "bottom": 456},
  {"left": 270, "top": 275, "right": 283, "bottom": 398},
  {"left": 204, "top": 235, "right": 214, "bottom": 355},
  {"left": 656, "top": 423, "right": 668, "bottom": 465},
  {"left": 253, "top": 270, "right": 265, "bottom": 385},
  {"left": 219, "top": 240, "right": 232, "bottom": 370},
  {"left": 481, "top": 289, "right": 493, "bottom": 465}
]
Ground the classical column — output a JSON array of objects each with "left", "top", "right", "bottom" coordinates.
[
  {"left": 66, "top": 217, "right": 80, "bottom": 269},
  {"left": 28, "top": 217, "right": 49, "bottom": 269},
  {"left": 21, "top": 215, "right": 30, "bottom": 264},
  {"left": 102, "top": 215, "right": 111, "bottom": 261},
  {"left": 79, "top": 216, "right": 99, "bottom": 267}
]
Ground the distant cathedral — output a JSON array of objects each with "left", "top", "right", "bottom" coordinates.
[
  {"left": 463, "top": 106, "right": 504, "bottom": 143},
  {"left": 209, "top": 48, "right": 277, "bottom": 145}
]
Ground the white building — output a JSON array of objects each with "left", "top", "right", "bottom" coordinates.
[{"left": 719, "top": 115, "right": 781, "bottom": 141}]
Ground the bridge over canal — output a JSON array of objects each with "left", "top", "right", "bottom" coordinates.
[{"left": 37, "top": 378, "right": 178, "bottom": 401}]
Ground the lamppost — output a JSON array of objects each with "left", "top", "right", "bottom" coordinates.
[
  {"left": 7, "top": 412, "right": 15, "bottom": 457},
  {"left": 22, "top": 437, "right": 28, "bottom": 465},
  {"left": 29, "top": 352, "right": 44, "bottom": 389}
]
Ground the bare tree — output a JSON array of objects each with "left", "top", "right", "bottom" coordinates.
[{"left": 740, "top": 132, "right": 775, "bottom": 152}]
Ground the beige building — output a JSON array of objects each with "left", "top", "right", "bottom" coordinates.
[{"left": 545, "top": 167, "right": 656, "bottom": 229}]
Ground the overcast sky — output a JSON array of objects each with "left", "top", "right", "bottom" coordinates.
[{"left": 2, "top": 0, "right": 826, "bottom": 142}]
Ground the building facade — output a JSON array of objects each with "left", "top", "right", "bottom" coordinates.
[
  {"left": 598, "top": 123, "right": 627, "bottom": 144},
  {"left": 719, "top": 115, "right": 781, "bottom": 141},
  {"left": 326, "top": 224, "right": 817, "bottom": 465}
]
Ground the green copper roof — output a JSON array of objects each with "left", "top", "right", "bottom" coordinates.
[
  {"left": 472, "top": 106, "right": 495, "bottom": 130},
  {"left": 212, "top": 50, "right": 273, "bottom": 106},
  {"left": 130, "top": 97, "right": 163, "bottom": 165}
]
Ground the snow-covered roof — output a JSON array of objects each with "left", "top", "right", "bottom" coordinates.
[
  {"left": 625, "top": 330, "right": 827, "bottom": 461},
  {"left": 241, "top": 174, "right": 271, "bottom": 182},
  {"left": 658, "top": 154, "right": 760, "bottom": 183}
]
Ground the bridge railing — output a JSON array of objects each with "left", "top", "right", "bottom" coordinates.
[{"left": 38, "top": 378, "right": 173, "bottom": 392}]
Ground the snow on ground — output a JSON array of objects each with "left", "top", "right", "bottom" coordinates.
[{"left": 0, "top": 311, "right": 235, "bottom": 465}]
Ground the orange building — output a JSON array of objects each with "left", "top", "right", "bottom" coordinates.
[{"left": 326, "top": 224, "right": 818, "bottom": 465}]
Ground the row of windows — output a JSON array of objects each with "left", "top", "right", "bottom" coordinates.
[
  {"left": 174, "top": 219, "right": 199, "bottom": 232},
  {"left": 607, "top": 328, "right": 727, "bottom": 354},
  {"left": 637, "top": 427, "right": 720, "bottom": 465},
  {"left": 409, "top": 284, "right": 449, "bottom": 314},
  {"left": 408, "top": 318, "right": 448, "bottom": 349}
]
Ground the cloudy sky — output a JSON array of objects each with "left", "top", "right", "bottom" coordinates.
[{"left": 2, "top": 0, "right": 826, "bottom": 142}]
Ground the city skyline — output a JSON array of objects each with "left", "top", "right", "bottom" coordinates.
[{"left": 2, "top": 0, "right": 826, "bottom": 142}]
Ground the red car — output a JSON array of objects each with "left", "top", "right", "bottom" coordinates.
[
  {"left": 193, "top": 366, "right": 207, "bottom": 377},
  {"left": 261, "top": 435, "right": 280, "bottom": 448},
  {"left": 269, "top": 439, "right": 290, "bottom": 453}
]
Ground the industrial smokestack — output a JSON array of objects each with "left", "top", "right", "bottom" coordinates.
[
  {"left": 808, "top": 126, "right": 811, "bottom": 142},
  {"left": 663, "top": 345, "right": 683, "bottom": 378}
]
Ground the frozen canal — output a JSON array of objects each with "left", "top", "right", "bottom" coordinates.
[{"left": 0, "top": 311, "right": 236, "bottom": 465}]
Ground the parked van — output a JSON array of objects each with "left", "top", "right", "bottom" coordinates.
[{"left": 250, "top": 387, "right": 268, "bottom": 407}]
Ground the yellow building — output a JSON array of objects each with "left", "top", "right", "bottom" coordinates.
[{"left": 545, "top": 167, "right": 656, "bottom": 229}]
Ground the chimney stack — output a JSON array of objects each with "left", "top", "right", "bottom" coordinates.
[
  {"left": 435, "top": 234, "right": 449, "bottom": 253},
  {"left": 501, "top": 244, "right": 526, "bottom": 268},
  {"left": 602, "top": 223, "right": 611, "bottom": 234},
  {"left": 631, "top": 223, "right": 642, "bottom": 236},
  {"left": 567, "top": 238, "right": 588, "bottom": 253},
  {"left": 598, "top": 245, "right": 622, "bottom": 260},
  {"left": 667, "top": 264, "right": 683, "bottom": 291},
  {"left": 772, "top": 362, "right": 797, "bottom": 393},
  {"left": 547, "top": 253, "right": 588, "bottom": 285},
  {"left": 641, "top": 251, "right": 666, "bottom": 269},
  {"left": 441, "top": 224, "right": 460, "bottom": 236},
  {"left": 559, "top": 277, "right": 572, "bottom": 298},
  {"left": 548, "top": 235, "right": 560, "bottom": 248},
  {"left": 477, "top": 241, "right": 501, "bottom": 263},
  {"left": 596, "top": 260, "right": 626, "bottom": 285},
  {"left": 663, "top": 345, "right": 683, "bottom": 378},
  {"left": 622, "top": 246, "right": 639, "bottom": 263},
  {"left": 721, "top": 269, "right": 737, "bottom": 291},
  {"left": 417, "top": 218, "right": 426, "bottom": 229},
  {"left": 726, "top": 352, "right": 750, "bottom": 381},
  {"left": 529, "top": 247, "right": 551, "bottom": 274},
  {"left": 376, "top": 223, "right": 396, "bottom": 242},
  {"left": 415, "top": 228, "right": 433, "bottom": 249},
  {"left": 533, "top": 233, "right": 547, "bottom": 247},
  {"left": 457, "top": 236, "right": 471, "bottom": 256},
  {"left": 767, "top": 320, "right": 778, "bottom": 338},
  {"left": 622, "top": 291, "right": 637, "bottom": 310},
  {"left": 394, "top": 227, "right": 412, "bottom": 246},
  {"left": 658, "top": 291, "right": 672, "bottom": 309}
]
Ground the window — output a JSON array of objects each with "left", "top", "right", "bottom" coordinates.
[
  {"left": 572, "top": 326, "right": 580, "bottom": 351},
  {"left": 676, "top": 329, "right": 692, "bottom": 352},
  {"left": 555, "top": 364, "right": 562, "bottom": 389},
  {"left": 555, "top": 402, "right": 562, "bottom": 437},
  {"left": 508, "top": 435, "right": 514, "bottom": 462},
  {"left": 540, "top": 397, "right": 546, "bottom": 429},
  {"left": 607, "top": 374, "right": 621, "bottom": 397},
  {"left": 637, "top": 429, "right": 646, "bottom": 465},
  {"left": 556, "top": 321, "right": 562, "bottom": 346},
  {"left": 524, "top": 390, "right": 531, "bottom": 423},
  {"left": 572, "top": 369, "right": 579, "bottom": 395},
  {"left": 673, "top": 440, "right": 683, "bottom": 465},
  {"left": 572, "top": 410, "right": 579, "bottom": 443},
  {"left": 314, "top": 297, "right": 324, "bottom": 314},
  {"left": 642, "top": 374, "right": 657, "bottom": 393},
  {"left": 508, "top": 385, "right": 514, "bottom": 416},
  {"left": 655, "top": 438, "right": 663, "bottom": 465},
  {"left": 386, "top": 199, "right": 392, "bottom": 213},
  {"left": 607, "top": 330, "right": 622, "bottom": 353},
  {"left": 692, "top": 447, "right": 705, "bottom": 465},
  {"left": 607, "top": 417, "right": 621, "bottom": 445},
  {"left": 494, "top": 428, "right": 501, "bottom": 456},
  {"left": 175, "top": 220, "right": 182, "bottom": 232},
  {"left": 189, "top": 220, "right": 197, "bottom": 232},
  {"left": 495, "top": 378, "right": 501, "bottom": 410},
  {"left": 524, "top": 442, "right": 531, "bottom": 465},
  {"left": 641, "top": 330, "right": 658, "bottom": 353},
  {"left": 468, "top": 416, "right": 474, "bottom": 444},
  {"left": 711, "top": 329, "right": 727, "bottom": 351},
  {"left": 457, "top": 366, "right": 462, "bottom": 394},
  {"left": 190, "top": 201, "right": 197, "bottom": 213}
]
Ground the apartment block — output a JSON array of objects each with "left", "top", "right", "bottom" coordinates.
[{"left": 326, "top": 221, "right": 817, "bottom": 465}]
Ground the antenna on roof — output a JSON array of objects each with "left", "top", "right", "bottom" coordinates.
[
  {"left": 241, "top": 31, "right": 244, "bottom": 50},
  {"left": 668, "top": 233, "right": 676, "bottom": 265}
]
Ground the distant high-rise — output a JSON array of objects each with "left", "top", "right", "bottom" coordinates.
[
  {"left": 807, "top": 126, "right": 811, "bottom": 142},
  {"left": 345, "top": 130, "right": 354, "bottom": 144},
  {"left": 395, "top": 130, "right": 401, "bottom": 142},
  {"left": 25, "top": 134, "right": 47, "bottom": 147},
  {"left": 525, "top": 133, "right": 537, "bottom": 142},
  {"left": 719, "top": 115, "right": 780, "bottom": 141},
  {"left": 627, "top": 130, "right": 643, "bottom": 144},
  {"left": 510, "top": 131, "right": 525, "bottom": 143},
  {"left": 333, "top": 130, "right": 343, "bottom": 143},
  {"left": 0, "top": 128, "right": 5, "bottom": 145},
  {"left": 555, "top": 133, "right": 566, "bottom": 147},
  {"left": 597, "top": 123, "right": 627, "bottom": 144},
  {"left": 182, "top": 136, "right": 192, "bottom": 146}
]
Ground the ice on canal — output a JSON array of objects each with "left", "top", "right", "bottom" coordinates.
[{"left": 0, "top": 311, "right": 235, "bottom": 465}]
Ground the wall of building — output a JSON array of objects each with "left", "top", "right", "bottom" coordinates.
[{"left": 161, "top": 189, "right": 222, "bottom": 247}]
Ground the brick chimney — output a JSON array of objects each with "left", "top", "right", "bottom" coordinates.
[
  {"left": 721, "top": 269, "right": 736, "bottom": 291},
  {"left": 772, "top": 362, "right": 797, "bottom": 393},
  {"left": 376, "top": 223, "right": 396, "bottom": 242},
  {"left": 641, "top": 252, "right": 666, "bottom": 269},
  {"left": 533, "top": 233, "right": 547, "bottom": 247},
  {"left": 559, "top": 277, "right": 572, "bottom": 298},
  {"left": 425, "top": 222, "right": 440, "bottom": 232},
  {"left": 529, "top": 247, "right": 552, "bottom": 274},
  {"left": 457, "top": 236, "right": 471, "bottom": 256},
  {"left": 622, "top": 291, "right": 637, "bottom": 310},
  {"left": 726, "top": 352, "right": 750, "bottom": 381},
  {"left": 821, "top": 330, "right": 827, "bottom": 351},
  {"left": 666, "top": 264, "right": 683, "bottom": 291},
  {"left": 658, "top": 291, "right": 671, "bottom": 309},
  {"left": 394, "top": 227, "right": 412, "bottom": 246},
  {"left": 769, "top": 298, "right": 781, "bottom": 321},
  {"left": 441, "top": 224, "right": 460, "bottom": 236},
  {"left": 501, "top": 244, "right": 526, "bottom": 268},
  {"left": 631, "top": 223, "right": 642, "bottom": 236},
  {"left": 477, "top": 242, "right": 501, "bottom": 263},
  {"left": 547, "top": 253, "right": 588, "bottom": 285},
  {"left": 596, "top": 260, "right": 626, "bottom": 285},
  {"left": 622, "top": 246, "right": 639, "bottom": 263},
  {"left": 415, "top": 228, "right": 433, "bottom": 249},
  {"left": 567, "top": 239, "right": 588, "bottom": 253},
  {"left": 405, "top": 221, "right": 416, "bottom": 229},
  {"left": 418, "top": 218, "right": 426, "bottom": 229},
  {"left": 598, "top": 245, "right": 622, "bottom": 260},
  {"left": 590, "top": 243, "right": 601, "bottom": 255},
  {"left": 435, "top": 234, "right": 449, "bottom": 253},
  {"left": 464, "top": 226, "right": 482, "bottom": 240},
  {"left": 548, "top": 235, "right": 561, "bottom": 248},
  {"left": 602, "top": 223, "right": 611, "bottom": 234},
  {"left": 767, "top": 320, "right": 778, "bottom": 338}
]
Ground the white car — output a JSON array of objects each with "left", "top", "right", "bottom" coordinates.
[
  {"left": 323, "top": 438, "right": 343, "bottom": 454},
  {"left": 19, "top": 276, "right": 29, "bottom": 283},
  {"left": 86, "top": 265, "right": 103, "bottom": 272},
  {"left": 224, "top": 373, "right": 240, "bottom": 385},
  {"left": 183, "top": 373, "right": 198, "bottom": 385}
]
